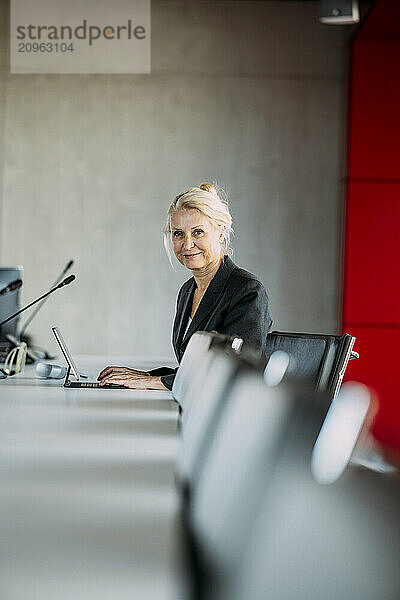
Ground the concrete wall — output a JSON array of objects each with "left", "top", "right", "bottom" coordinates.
[
  {"left": 0, "top": 0, "right": 7, "bottom": 247},
  {"left": 0, "top": 1, "right": 351, "bottom": 361}
]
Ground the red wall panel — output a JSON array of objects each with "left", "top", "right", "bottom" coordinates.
[
  {"left": 343, "top": 0, "right": 400, "bottom": 453},
  {"left": 343, "top": 325, "right": 400, "bottom": 450},
  {"left": 348, "top": 42, "right": 400, "bottom": 180},
  {"left": 343, "top": 182, "right": 400, "bottom": 325}
]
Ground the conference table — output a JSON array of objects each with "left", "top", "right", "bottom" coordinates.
[{"left": 0, "top": 356, "right": 185, "bottom": 600}]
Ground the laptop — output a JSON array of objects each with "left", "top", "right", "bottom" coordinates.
[{"left": 52, "top": 326, "right": 126, "bottom": 389}]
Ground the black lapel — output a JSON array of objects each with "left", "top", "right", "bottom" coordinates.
[
  {"left": 174, "top": 278, "right": 195, "bottom": 351},
  {"left": 181, "top": 256, "right": 237, "bottom": 345}
]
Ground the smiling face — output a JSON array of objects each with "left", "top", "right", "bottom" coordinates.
[{"left": 171, "top": 208, "right": 223, "bottom": 273}]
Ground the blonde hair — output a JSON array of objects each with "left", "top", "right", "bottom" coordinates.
[{"left": 163, "top": 183, "right": 233, "bottom": 264}]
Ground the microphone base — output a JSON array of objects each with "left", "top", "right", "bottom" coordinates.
[{"left": 5, "top": 334, "right": 37, "bottom": 363}]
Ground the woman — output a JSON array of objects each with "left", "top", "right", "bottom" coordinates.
[{"left": 98, "top": 183, "right": 272, "bottom": 390}]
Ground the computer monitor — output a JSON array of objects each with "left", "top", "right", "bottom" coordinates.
[{"left": 0, "top": 266, "right": 23, "bottom": 342}]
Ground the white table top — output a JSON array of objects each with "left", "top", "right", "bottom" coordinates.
[{"left": 0, "top": 357, "right": 185, "bottom": 600}]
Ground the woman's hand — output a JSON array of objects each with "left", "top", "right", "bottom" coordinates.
[
  {"left": 97, "top": 366, "right": 166, "bottom": 390},
  {"left": 98, "top": 366, "right": 150, "bottom": 380}
]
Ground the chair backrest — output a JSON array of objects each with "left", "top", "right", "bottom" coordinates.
[
  {"left": 172, "top": 331, "right": 243, "bottom": 410},
  {"left": 190, "top": 376, "right": 379, "bottom": 600},
  {"left": 264, "top": 331, "right": 356, "bottom": 399},
  {"left": 172, "top": 332, "right": 214, "bottom": 408},
  {"left": 178, "top": 348, "right": 241, "bottom": 485},
  {"left": 229, "top": 387, "right": 400, "bottom": 600},
  {"left": 189, "top": 368, "right": 329, "bottom": 595}
]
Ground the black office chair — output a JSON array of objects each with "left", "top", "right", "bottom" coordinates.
[
  {"left": 184, "top": 356, "right": 399, "bottom": 600},
  {"left": 263, "top": 331, "right": 359, "bottom": 399},
  {"left": 187, "top": 362, "right": 375, "bottom": 600},
  {"left": 227, "top": 385, "right": 400, "bottom": 600}
]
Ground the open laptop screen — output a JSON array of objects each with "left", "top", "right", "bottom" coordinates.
[{"left": 51, "top": 326, "right": 80, "bottom": 380}]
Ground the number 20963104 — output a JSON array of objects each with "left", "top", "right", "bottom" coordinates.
[{"left": 18, "top": 42, "right": 74, "bottom": 52}]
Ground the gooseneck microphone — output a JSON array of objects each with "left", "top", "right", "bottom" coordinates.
[
  {"left": 0, "top": 279, "right": 23, "bottom": 296},
  {"left": 64, "top": 260, "right": 74, "bottom": 273},
  {"left": 57, "top": 274, "right": 75, "bottom": 287},
  {"left": 0, "top": 275, "right": 76, "bottom": 328},
  {"left": 20, "top": 260, "right": 74, "bottom": 339}
]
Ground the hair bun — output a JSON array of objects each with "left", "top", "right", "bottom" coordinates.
[{"left": 199, "top": 182, "right": 219, "bottom": 198}]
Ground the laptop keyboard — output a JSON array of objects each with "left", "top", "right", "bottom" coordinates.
[{"left": 65, "top": 381, "right": 126, "bottom": 389}]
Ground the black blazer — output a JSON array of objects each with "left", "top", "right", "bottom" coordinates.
[{"left": 149, "top": 256, "right": 272, "bottom": 390}]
